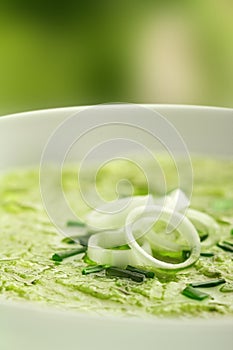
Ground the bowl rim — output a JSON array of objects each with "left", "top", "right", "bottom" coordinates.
[{"left": 0, "top": 103, "right": 232, "bottom": 121}]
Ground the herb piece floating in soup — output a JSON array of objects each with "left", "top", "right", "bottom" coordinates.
[
  {"left": 182, "top": 286, "right": 210, "bottom": 301},
  {"left": 0, "top": 158, "right": 233, "bottom": 317}
]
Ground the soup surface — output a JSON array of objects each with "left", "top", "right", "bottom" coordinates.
[{"left": 0, "top": 157, "right": 233, "bottom": 318}]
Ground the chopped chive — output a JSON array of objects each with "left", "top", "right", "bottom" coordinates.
[
  {"left": 182, "top": 285, "right": 209, "bottom": 301},
  {"left": 82, "top": 265, "right": 106, "bottom": 275},
  {"left": 126, "top": 265, "right": 154, "bottom": 278},
  {"left": 231, "top": 228, "right": 233, "bottom": 236},
  {"left": 200, "top": 252, "right": 215, "bottom": 257},
  {"left": 66, "top": 220, "right": 86, "bottom": 227},
  {"left": 106, "top": 267, "right": 145, "bottom": 283},
  {"left": 62, "top": 236, "right": 77, "bottom": 244},
  {"left": 182, "top": 250, "right": 191, "bottom": 259},
  {"left": 217, "top": 242, "right": 233, "bottom": 252},
  {"left": 83, "top": 254, "right": 96, "bottom": 266},
  {"left": 62, "top": 233, "right": 92, "bottom": 246},
  {"left": 200, "top": 233, "right": 209, "bottom": 242},
  {"left": 222, "top": 240, "right": 233, "bottom": 247},
  {"left": 190, "top": 278, "right": 225, "bottom": 288},
  {"left": 216, "top": 218, "right": 231, "bottom": 225},
  {"left": 52, "top": 247, "right": 87, "bottom": 262}
]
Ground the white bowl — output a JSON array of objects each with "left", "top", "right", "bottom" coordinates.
[{"left": 0, "top": 105, "right": 232, "bottom": 350}]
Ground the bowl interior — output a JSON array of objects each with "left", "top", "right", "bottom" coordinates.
[
  {"left": 0, "top": 105, "right": 232, "bottom": 172},
  {"left": 0, "top": 105, "right": 232, "bottom": 350}
]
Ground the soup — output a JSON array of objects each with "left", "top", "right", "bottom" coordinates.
[{"left": 0, "top": 157, "right": 233, "bottom": 318}]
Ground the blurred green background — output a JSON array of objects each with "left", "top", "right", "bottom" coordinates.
[{"left": 0, "top": 0, "right": 232, "bottom": 116}]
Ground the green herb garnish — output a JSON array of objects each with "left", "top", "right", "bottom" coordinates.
[
  {"left": 200, "top": 252, "right": 215, "bottom": 257},
  {"left": 182, "top": 285, "right": 209, "bottom": 301},
  {"left": 66, "top": 220, "right": 86, "bottom": 227},
  {"left": 83, "top": 254, "right": 96, "bottom": 266},
  {"left": 190, "top": 278, "right": 225, "bottom": 288},
  {"left": 106, "top": 267, "right": 145, "bottom": 283},
  {"left": 52, "top": 247, "right": 87, "bottom": 262},
  {"left": 82, "top": 265, "right": 107, "bottom": 275},
  {"left": 62, "top": 236, "right": 77, "bottom": 244},
  {"left": 200, "top": 233, "right": 209, "bottom": 242},
  {"left": 217, "top": 242, "right": 233, "bottom": 252},
  {"left": 62, "top": 233, "right": 92, "bottom": 246},
  {"left": 182, "top": 250, "right": 191, "bottom": 259},
  {"left": 222, "top": 240, "right": 233, "bottom": 247},
  {"left": 126, "top": 265, "right": 154, "bottom": 278}
]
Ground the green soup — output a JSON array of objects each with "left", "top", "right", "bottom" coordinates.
[{"left": 0, "top": 157, "right": 233, "bottom": 318}]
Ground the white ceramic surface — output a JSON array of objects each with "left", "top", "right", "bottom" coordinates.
[{"left": 0, "top": 105, "right": 232, "bottom": 350}]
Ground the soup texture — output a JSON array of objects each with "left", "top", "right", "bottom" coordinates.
[{"left": 0, "top": 158, "right": 233, "bottom": 318}]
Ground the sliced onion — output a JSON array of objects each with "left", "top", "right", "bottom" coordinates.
[
  {"left": 186, "top": 209, "right": 220, "bottom": 247},
  {"left": 154, "top": 189, "right": 190, "bottom": 212},
  {"left": 131, "top": 216, "right": 185, "bottom": 252},
  {"left": 133, "top": 190, "right": 190, "bottom": 253},
  {"left": 125, "top": 205, "right": 201, "bottom": 270},
  {"left": 146, "top": 230, "right": 186, "bottom": 252},
  {"left": 86, "top": 195, "right": 153, "bottom": 231},
  {"left": 87, "top": 229, "right": 152, "bottom": 268}
]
